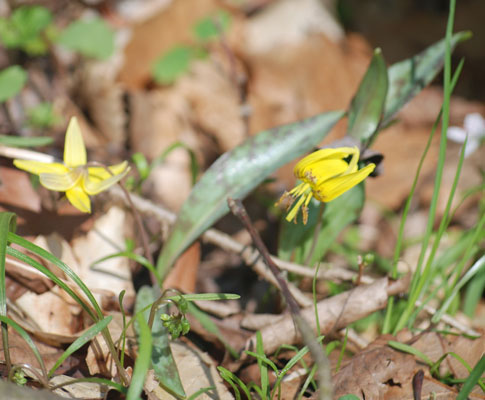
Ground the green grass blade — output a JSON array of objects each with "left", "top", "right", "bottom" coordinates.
[
  {"left": 156, "top": 110, "right": 344, "bottom": 279},
  {"left": 0, "top": 212, "right": 16, "bottom": 372},
  {"left": 187, "top": 386, "right": 216, "bottom": 400},
  {"left": 418, "top": 131, "right": 467, "bottom": 300},
  {"left": 0, "top": 135, "right": 53, "bottom": 147},
  {"left": 126, "top": 313, "right": 152, "bottom": 400},
  {"left": 297, "top": 363, "right": 318, "bottom": 399},
  {"left": 382, "top": 58, "right": 464, "bottom": 334},
  {"left": 187, "top": 302, "right": 239, "bottom": 358},
  {"left": 118, "top": 290, "right": 127, "bottom": 367},
  {"left": 92, "top": 251, "right": 160, "bottom": 283},
  {"left": 387, "top": 340, "right": 433, "bottom": 366},
  {"left": 463, "top": 264, "right": 485, "bottom": 317},
  {"left": 432, "top": 255, "right": 485, "bottom": 324},
  {"left": 48, "top": 316, "right": 113, "bottom": 378},
  {"left": 245, "top": 351, "right": 279, "bottom": 375},
  {"left": 457, "top": 356, "right": 485, "bottom": 400},
  {"left": 151, "top": 141, "right": 200, "bottom": 185},
  {"left": 165, "top": 293, "right": 240, "bottom": 302},
  {"left": 8, "top": 232, "right": 103, "bottom": 318},
  {"left": 217, "top": 366, "right": 251, "bottom": 400},
  {"left": 256, "top": 331, "right": 269, "bottom": 397},
  {"left": 393, "top": 0, "right": 457, "bottom": 333},
  {"left": 0, "top": 315, "right": 47, "bottom": 378},
  {"left": 6, "top": 246, "right": 97, "bottom": 321}
]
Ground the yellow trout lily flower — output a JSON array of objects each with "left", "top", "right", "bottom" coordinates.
[
  {"left": 277, "top": 147, "right": 375, "bottom": 224},
  {"left": 13, "top": 117, "right": 130, "bottom": 213}
]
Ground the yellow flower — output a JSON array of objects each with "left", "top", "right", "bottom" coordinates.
[
  {"left": 277, "top": 147, "right": 375, "bottom": 224},
  {"left": 13, "top": 117, "right": 130, "bottom": 213}
]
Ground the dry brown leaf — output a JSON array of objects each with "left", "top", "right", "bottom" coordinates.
[
  {"left": 177, "top": 59, "right": 246, "bottom": 152},
  {"left": 70, "top": 206, "right": 135, "bottom": 308},
  {"left": 6, "top": 255, "right": 53, "bottom": 298},
  {"left": 85, "top": 312, "right": 135, "bottom": 377},
  {"left": 74, "top": 61, "right": 127, "bottom": 153},
  {"left": 242, "top": 0, "right": 344, "bottom": 54},
  {"left": 333, "top": 335, "right": 418, "bottom": 399},
  {"left": 128, "top": 89, "right": 197, "bottom": 210},
  {"left": 14, "top": 286, "right": 82, "bottom": 338},
  {"left": 0, "top": 327, "right": 63, "bottom": 371},
  {"left": 119, "top": 0, "right": 221, "bottom": 88},
  {"left": 163, "top": 242, "right": 201, "bottom": 293},
  {"left": 244, "top": 277, "right": 408, "bottom": 355},
  {"left": 0, "top": 166, "right": 41, "bottom": 213},
  {"left": 50, "top": 374, "right": 108, "bottom": 399},
  {"left": 144, "top": 341, "right": 234, "bottom": 399},
  {"left": 412, "top": 331, "right": 485, "bottom": 380},
  {"left": 245, "top": 32, "right": 370, "bottom": 136}
]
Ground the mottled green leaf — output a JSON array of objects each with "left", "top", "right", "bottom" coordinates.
[
  {"left": 135, "top": 286, "right": 185, "bottom": 398},
  {"left": 347, "top": 48, "right": 388, "bottom": 144},
  {"left": 0, "top": 66, "right": 27, "bottom": 102},
  {"left": 383, "top": 31, "right": 470, "bottom": 125},
  {"left": 58, "top": 17, "right": 114, "bottom": 60},
  {"left": 156, "top": 111, "right": 344, "bottom": 278}
]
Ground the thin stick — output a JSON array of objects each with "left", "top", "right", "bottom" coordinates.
[{"left": 227, "top": 198, "right": 333, "bottom": 400}]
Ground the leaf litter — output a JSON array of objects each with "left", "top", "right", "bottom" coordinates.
[{"left": 0, "top": 0, "right": 484, "bottom": 399}]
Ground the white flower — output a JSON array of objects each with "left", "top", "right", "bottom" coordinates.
[{"left": 447, "top": 113, "right": 485, "bottom": 157}]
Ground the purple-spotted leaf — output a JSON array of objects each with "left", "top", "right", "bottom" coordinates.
[
  {"left": 383, "top": 31, "right": 470, "bottom": 125},
  {"left": 156, "top": 111, "right": 344, "bottom": 278},
  {"left": 347, "top": 48, "right": 388, "bottom": 145},
  {"left": 135, "top": 286, "right": 185, "bottom": 398}
]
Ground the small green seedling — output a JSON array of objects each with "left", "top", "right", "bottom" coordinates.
[{"left": 0, "top": 5, "right": 53, "bottom": 55}]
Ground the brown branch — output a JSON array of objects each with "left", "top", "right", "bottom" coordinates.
[
  {"left": 227, "top": 197, "right": 333, "bottom": 400},
  {"left": 244, "top": 277, "right": 409, "bottom": 356}
]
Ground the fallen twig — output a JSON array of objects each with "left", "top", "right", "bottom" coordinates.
[{"left": 244, "top": 277, "right": 409, "bottom": 355}]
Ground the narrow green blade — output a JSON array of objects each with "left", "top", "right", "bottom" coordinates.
[
  {"left": 156, "top": 111, "right": 344, "bottom": 278},
  {"left": 135, "top": 286, "right": 185, "bottom": 398},
  {"left": 383, "top": 31, "right": 470, "bottom": 125},
  {"left": 347, "top": 48, "right": 388, "bottom": 144},
  {"left": 0, "top": 212, "right": 16, "bottom": 371},
  {"left": 457, "top": 356, "right": 485, "bottom": 400}
]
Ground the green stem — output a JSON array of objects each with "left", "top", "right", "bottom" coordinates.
[
  {"left": 393, "top": 0, "right": 456, "bottom": 334},
  {"left": 305, "top": 203, "right": 325, "bottom": 266}
]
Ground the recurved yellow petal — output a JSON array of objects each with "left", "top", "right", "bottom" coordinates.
[
  {"left": 315, "top": 163, "right": 375, "bottom": 202},
  {"left": 64, "top": 117, "right": 87, "bottom": 168},
  {"left": 298, "top": 158, "right": 348, "bottom": 182},
  {"left": 86, "top": 161, "right": 129, "bottom": 182},
  {"left": 294, "top": 147, "right": 358, "bottom": 171},
  {"left": 83, "top": 164, "right": 130, "bottom": 195},
  {"left": 66, "top": 186, "right": 91, "bottom": 213},
  {"left": 39, "top": 169, "right": 82, "bottom": 191},
  {"left": 13, "top": 160, "right": 68, "bottom": 175}
]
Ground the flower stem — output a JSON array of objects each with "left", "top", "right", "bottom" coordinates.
[{"left": 304, "top": 203, "right": 325, "bottom": 266}]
